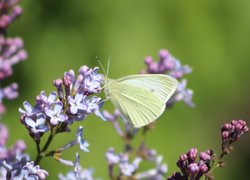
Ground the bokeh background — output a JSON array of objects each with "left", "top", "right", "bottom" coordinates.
[{"left": 3, "top": 0, "right": 250, "bottom": 179}]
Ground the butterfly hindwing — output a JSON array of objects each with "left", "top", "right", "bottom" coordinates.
[{"left": 109, "top": 81, "right": 166, "bottom": 128}]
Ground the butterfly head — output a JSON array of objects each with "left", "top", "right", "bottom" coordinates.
[
  {"left": 97, "top": 59, "right": 112, "bottom": 99},
  {"left": 103, "top": 77, "right": 114, "bottom": 100}
]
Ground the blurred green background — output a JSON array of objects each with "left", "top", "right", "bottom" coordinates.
[{"left": 3, "top": 0, "right": 250, "bottom": 179}]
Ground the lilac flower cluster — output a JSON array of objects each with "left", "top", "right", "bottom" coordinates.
[
  {"left": 142, "top": 49, "right": 194, "bottom": 107},
  {"left": 0, "top": 0, "right": 27, "bottom": 115},
  {"left": 1, "top": 154, "right": 48, "bottom": 179},
  {"left": 17, "top": 66, "right": 105, "bottom": 176},
  {"left": 0, "top": 0, "right": 23, "bottom": 31},
  {"left": 168, "top": 148, "right": 214, "bottom": 180},
  {"left": 0, "top": 36, "right": 27, "bottom": 80},
  {"left": 106, "top": 147, "right": 167, "bottom": 179},
  {"left": 19, "top": 66, "right": 104, "bottom": 141},
  {"left": 221, "top": 119, "right": 249, "bottom": 155},
  {"left": 0, "top": 124, "right": 48, "bottom": 179},
  {"left": 168, "top": 120, "right": 249, "bottom": 180}
]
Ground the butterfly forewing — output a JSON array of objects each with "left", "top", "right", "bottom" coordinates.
[{"left": 107, "top": 74, "right": 178, "bottom": 128}]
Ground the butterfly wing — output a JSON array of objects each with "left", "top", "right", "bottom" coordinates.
[
  {"left": 108, "top": 74, "right": 178, "bottom": 128},
  {"left": 117, "top": 74, "right": 178, "bottom": 103}
]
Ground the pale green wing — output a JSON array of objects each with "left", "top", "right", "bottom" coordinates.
[
  {"left": 109, "top": 82, "right": 166, "bottom": 128},
  {"left": 116, "top": 74, "right": 178, "bottom": 102}
]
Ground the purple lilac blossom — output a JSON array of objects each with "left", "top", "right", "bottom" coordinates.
[
  {"left": 36, "top": 91, "right": 58, "bottom": 109},
  {"left": 105, "top": 148, "right": 139, "bottom": 177},
  {"left": 76, "top": 126, "right": 90, "bottom": 152},
  {"left": 143, "top": 49, "right": 194, "bottom": 107},
  {"left": 0, "top": 0, "right": 27, "bottom": 115},
  {"left": 168, "top": 148, "right": 213, "bottom": 180},
  {"left": 221, "top": 119, "right": 249, "bottom": 154},
  {"left": 68, "top": 93, "right": 86, "bottom": 114},
  {"left": 1, "top": 155, "right": 48, "bottom": 180},
  {"left": 24, "top": 113, "right": 49, "bottom": 138},
  {"left": 0, "top": 0, "right": 23, "bottom": 31},
  {"left": 12, "top": 161, "right": 48, "bottom": 180},
  {"left": 19, "top": 66, "right": 104, "bottom": 140},
  {"left": 105, "top": 147, "right": 167, "bottom": 179},
  {"left": 45, "top": 102, "right": 68, "bottom": 125},
  {"left": 168, "top": 120, "right": 249, "bottom": 180},
  {"left": 0, "top": 124, "right": 47, "bottom": 179}
]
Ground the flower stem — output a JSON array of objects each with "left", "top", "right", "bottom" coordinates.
[{"left": 35, "top": 127, "right": 57, "bottom": 165}]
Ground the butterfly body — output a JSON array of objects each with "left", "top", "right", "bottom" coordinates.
[{"left": 104, "top": 74, "right": 178, "bottom": 128}]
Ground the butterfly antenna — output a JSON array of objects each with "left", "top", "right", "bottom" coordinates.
[
  {"left": 107, "top": 57, "right": 110, "bottom": 78},
  {"left": 97, "top": 59, "right": 107, "bottom": 75}
]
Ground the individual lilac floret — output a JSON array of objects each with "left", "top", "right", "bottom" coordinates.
[
  {"left": 58, "top": 165, "right": 96, "bottom": 180},
  {"left": 55, "top": 126, "right": 90, "bottom": 155},
  {"left": 45, "top": 102, "right": 68, "bottom": 125},
  {"left": 143, "top": 49, "right": 194, "bottom": 107},
  {"left": 221, "top": 120, "right": 249, "bottom": 154},
  {"left": 24, "top": 113, "right": 49, "bottom": 140},
  {"left": 36, "top": 91, "right": 58, "bottom": 109},
  {"left": 19, "top": 101, "right": 38, "bottom": 117},
  {"left": 85, "top": 96, "right": 105, "bottom": 119},
  {"left": 76, "top": 126, "right": 90, "bottom": 152},
  {"left": 79, "top": 66, "right": 103, "bottom": 94},
  {"left": 68, "top": 93, "right": 86, "bottom": 114},
  {"left": 187, "top": 148, "right": 198, "bottom": 162}
]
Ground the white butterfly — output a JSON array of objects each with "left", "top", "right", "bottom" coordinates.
[{"left": 104, "top": 73, "right": 178, "bottom": 128}]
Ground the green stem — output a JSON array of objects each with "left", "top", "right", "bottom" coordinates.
[
  {"left": 34, "top": 127, "right": 57, "bottom": 165},
  {"left": 204, "top": 151, "right": 226, "bottom": 179}
]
